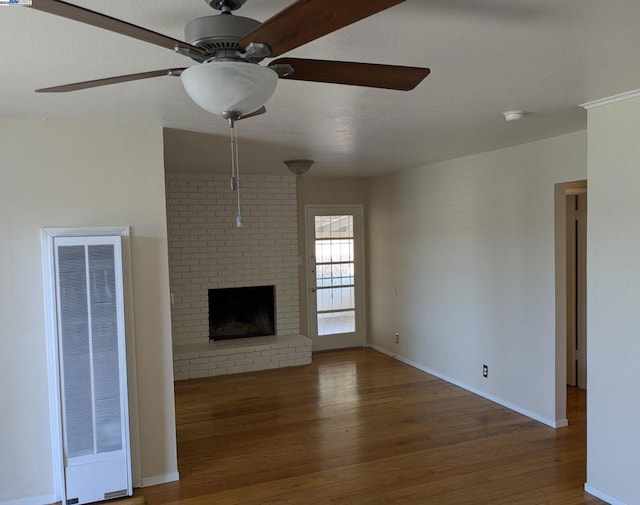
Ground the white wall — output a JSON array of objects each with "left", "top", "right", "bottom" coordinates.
[
  {"left": 0, "top": 118, "right": 177, "bottom": 503},
  {"left": 585, "top": 96, "right": 640, "bottom": 505},
  {"left": 367, "top": 131, "right": 586, "bottom": 426}
]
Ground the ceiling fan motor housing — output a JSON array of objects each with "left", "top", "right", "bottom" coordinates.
[
  {"left": 185, "top": 14, "right": 261, "bottom": 58},
  {"left": 204, "top": 0, "right": 247, "bottom": 11}
]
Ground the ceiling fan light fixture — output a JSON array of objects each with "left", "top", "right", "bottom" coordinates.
[
  {"left": 181, "top": 61, "right": 278, "bottom": 116},
  {"left": 284, "top": 159, "right": 314, "bottom": 175}
]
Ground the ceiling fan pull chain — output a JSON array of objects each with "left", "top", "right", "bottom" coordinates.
[
  {"left": 229, "top": 120, "right": 237, "bottom": 191},
  {"left": 234, "top": 123, "right": 243, "bottom": 228},
  {"left": 226, "top": 117, "right": 243, "bottom": 228}
]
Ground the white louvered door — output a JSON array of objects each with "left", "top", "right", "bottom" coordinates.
[{"left": 54, "top": 236, "right": 131, "bottom": 505}]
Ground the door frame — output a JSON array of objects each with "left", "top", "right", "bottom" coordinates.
[
  {"left": 565, "top": 192, "right": 588, "bottom": 389},
  {"left": 304, "top": 205, "right": 366, "bottom": 350},
  {"left": 41, "top": 226, "right": 141, "bottom": 503}
]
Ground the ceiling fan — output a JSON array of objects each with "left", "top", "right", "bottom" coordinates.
[{"left": 30, "top": 0, "right": 431, "bottom": 121}]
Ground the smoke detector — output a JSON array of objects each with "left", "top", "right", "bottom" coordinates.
[{"left": 503, "top": 110, "right": 526, "bottom": 122}]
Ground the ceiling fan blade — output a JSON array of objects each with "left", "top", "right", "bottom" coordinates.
[
  {"left": 36, "top": 68, "right": 187, "bottom": 93},
  {"left": 238, "top": 106, "right": 267, "bottom": 121},
  {"left": 29, "top": 0, "right": 204, "bottom": 57},
  {"left": 270, "top": 58, "right": 430, "bottom": 91},
  {"left": 240, "top": 0, "right": 406, "bottom": 57}
]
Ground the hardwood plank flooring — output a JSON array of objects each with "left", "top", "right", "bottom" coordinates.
[{"left": 142, "top": 348, "right": 603, "bottom": 504}]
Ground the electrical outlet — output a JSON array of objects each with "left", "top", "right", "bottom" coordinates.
[
  {"left": 483, "top": 364, "right": 488, "bottom": 378},
  {"left": 394, "top": 332, "right": 399, "bottom": 344}
]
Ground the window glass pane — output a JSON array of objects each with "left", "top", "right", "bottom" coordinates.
[
  {"left": 316, "top": 263, "right": 354, "bottom": 287},
  {"left": 315, "top": 216, "right": 327, "bottom": 238},
  {"left": 313, "top": 212, "right": 359, "bottom": 338},
  {"left": 318, "top": 311, "right": 356, "bottom": 335},
  {"left": 332, "top": 215, "right": 353, "bottom": 238},
  {"left": 315, "top": 215, "right": 353, "bottom": 239},
  {"left": 315, "top": 239, "right": 354, "bottom": 263},
  {"left": 317, "top": 287, "right": 355, "bottom": 312}
]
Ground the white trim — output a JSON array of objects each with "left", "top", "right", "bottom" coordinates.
[
  {"left": 584, "top": 483, "right": 628, "bottom": 505},
  {"left": 0, "top": 494, "right": 57, "bottom": 505},
  {"left": 40, "top": 231, "right": 66, "bottom": 504},
  {"left": 42, "top": 226, "right": 131, "bottom": 238},
  {"left": 367, "top": 343, "right": 563, "bottom": 429},
  {"left": 141, "top": 472, "right": 180, "bottom": 487},
  {"left": 112, "top": 235, "right": 134, "bottom": 497},
  {"left": 120, "top": 234, "right": 142, "bottom": 488},
  {"left": 580, "top": 89, "right": 640, "bottom": 109}
]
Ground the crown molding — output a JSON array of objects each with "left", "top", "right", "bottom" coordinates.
[{"left": 581, "top": 89, "right": 640, "bottom": 109}]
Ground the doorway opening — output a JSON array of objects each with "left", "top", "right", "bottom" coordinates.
[{"left": 554, "top": 180, "right": 587, "bottom": 427}]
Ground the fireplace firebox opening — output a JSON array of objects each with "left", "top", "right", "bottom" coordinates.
[{"left": 208, "top": 285, "right": 276, "bottom": 341}]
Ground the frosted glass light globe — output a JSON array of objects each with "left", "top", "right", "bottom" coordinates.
[{"left": 181, "top": 61, "right": 278, "bottom": 116}]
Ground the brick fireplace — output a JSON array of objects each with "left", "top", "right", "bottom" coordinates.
[{"left": 165, "top": 173, "right": 311, "bottom": 380}]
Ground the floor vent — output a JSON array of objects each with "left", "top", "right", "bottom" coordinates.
[{"left": 104, "top": 489, "right": 128, "bottom": 500}]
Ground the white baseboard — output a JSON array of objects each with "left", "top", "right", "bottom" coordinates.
[
  {"left": 1, "top": 475, "right": 180, "bottom": 503},
  {"left": 0, "top": 494, "right": 56, "bottom": 505},
  {"left": 141, "top": 472, "right": 180, "bottom": 487},
  {"left": 366, "top": 343, "right": 560, "bottom": 428},
  {"left": 584, "top": 483, "right": 628, "bottom": 505},
  {"left": 0, "top": 474, "right": 179, "bottom": 503}
]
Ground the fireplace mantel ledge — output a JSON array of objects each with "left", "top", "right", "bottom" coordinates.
[
  {"left": 172, "top": 335, "right": 312, "bottom": 380},
  {"left": 174, "top": 334, "right": 310, "bottom": 355}
]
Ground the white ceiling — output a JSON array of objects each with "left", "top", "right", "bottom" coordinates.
[{"left": 2, "top": 0, "right": 640, "bottom": 176}]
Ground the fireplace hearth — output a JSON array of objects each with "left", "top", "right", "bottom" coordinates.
[{"left": 208, "top": 286, "right": 276, "bottom": 341}]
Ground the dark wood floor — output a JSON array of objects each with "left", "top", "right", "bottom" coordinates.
[{"left": 142, "top": 348, "right": 603, "bottom": 504}]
